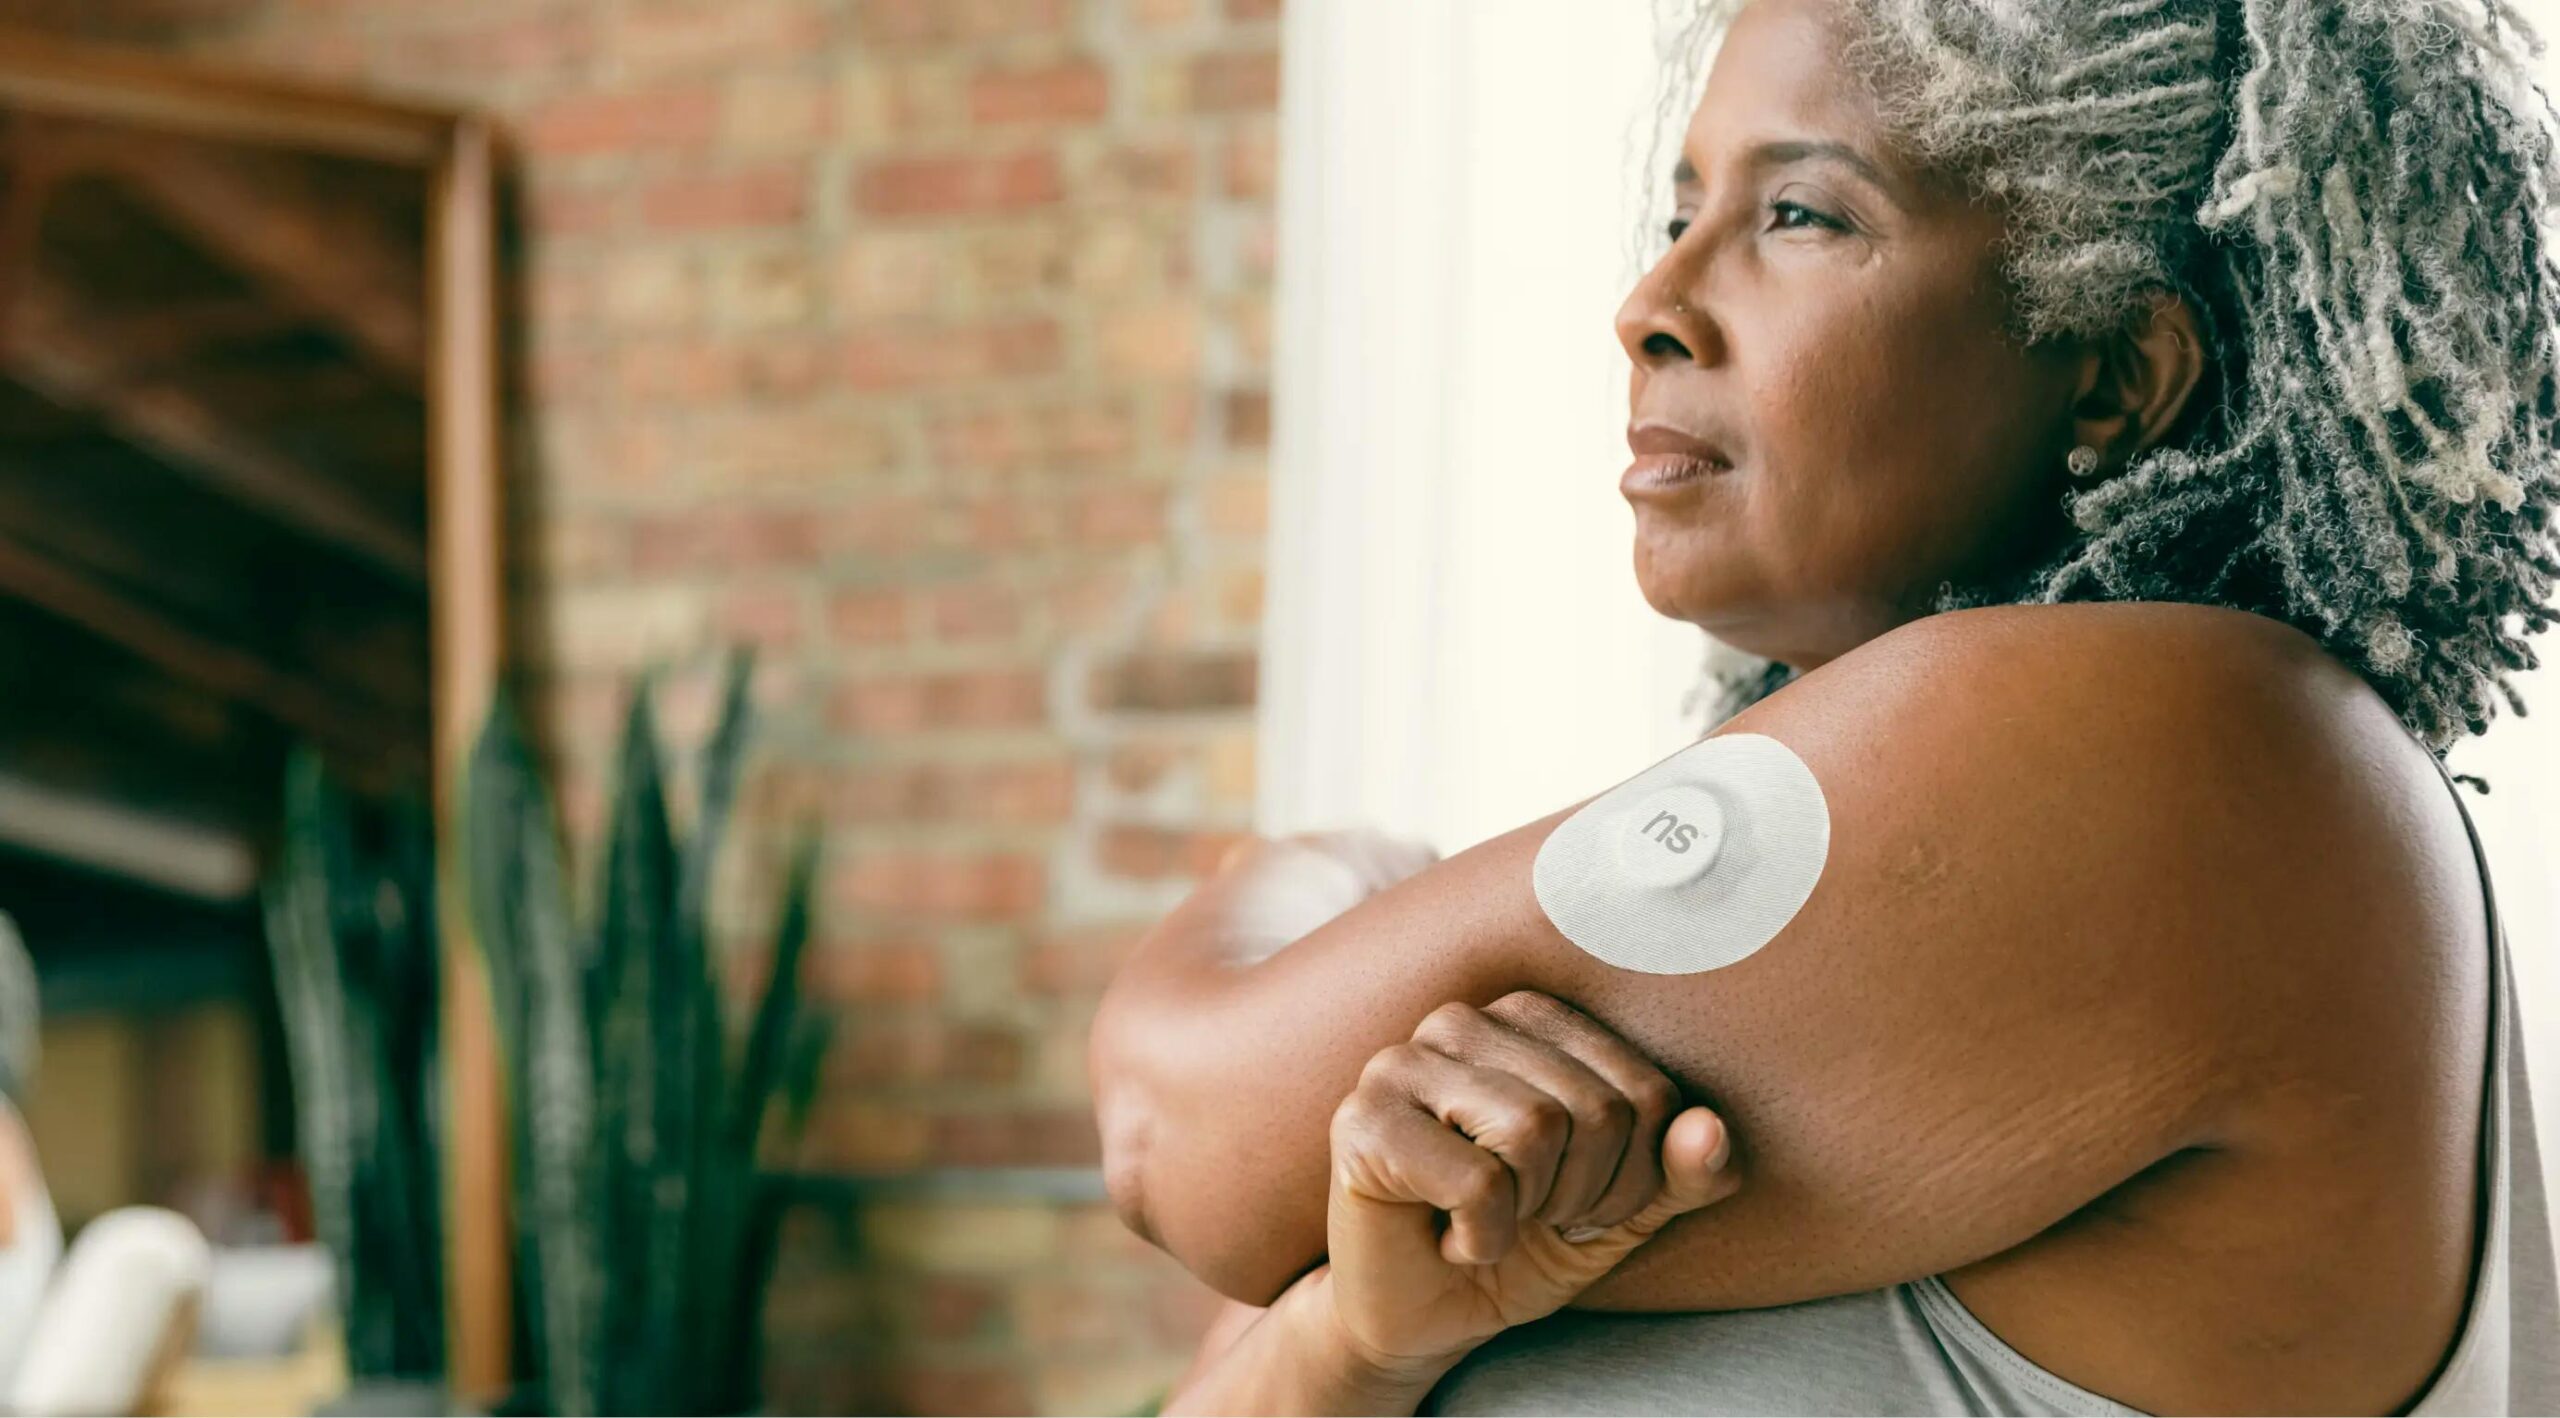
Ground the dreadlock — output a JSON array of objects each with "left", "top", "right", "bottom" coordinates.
[{"left": 1656, "top": 0, "right": 2560, "bottom": 752}]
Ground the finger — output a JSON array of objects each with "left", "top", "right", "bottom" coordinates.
[
  {"left": 1331, "top": 1086, "right": 1521, "bottom": 1266},
  {"left": 1216, "top": 835, "right": 1271, "bottom": 874},
  {"left": 1367, "top": 1040, "right": 1572, "bottom": 1223},
  {"left": 1482, "top": 992, "right": 1686, "bottom": 1229},
  {"left": 1557, "top": 1107, "right": 1740, "bottom": 1264},
  {"left": 1413, "top": 1003, "right": 1634, "bottom": 1226},
  {"left": 1297, "top": 827, "right": 1442, "bottom": 892}
]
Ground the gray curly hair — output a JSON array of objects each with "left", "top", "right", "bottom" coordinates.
[{"left": 1660, "top": 0, "right": 2560, "bottom": 751}]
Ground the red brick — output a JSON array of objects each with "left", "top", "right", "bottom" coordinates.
[
  {"left": 855, "top": 0, "right": 1073, "bottom": 48},
  {"left": 717, "top": 587, "right": 807, "bottom": 648},
  {"left": 1190, "top": 48, "right": 1280, "bottom": 112},
  {"left": 802, "top": 1098, "right": 933, "bottom": 1171},
  {"left": 1225, "top": 387, "right": 1270, "bottom": 447},
  {"left": 832, "top": 851, "right": 1048, "bottom": 919},
  {"left": 817, "top": 495, "right": 937, "bottom": 557},
  {"left": 1095, "top": 136, "right": 1198, "bottom": 200},
  {"left": 924, "top": 393, "right": 1139, "bottom": 476},
  {"left": 831, "top": 668, "right": 1048, "bottom": 733},
  {"left": 725, "top": 73, "right": 836, "bottom": 149},
  {"left": 629, "top": 506, "right": 827, "bottom": 575},
  {"left": 928, "top": 1108, "right": 1101, "bottom": 1166},
  {"left": 828, "top": 589, "right": 912, "bottom": 646},
  {"left": 523, "top": 174, "right": 623, "bottom": 238},
  {"left": 525, "top": 86, "right": 719, "bottom": 154},
  {"left": 918, "top": 582, "right": 1024, "bottom": 641},
  {"left": 1105, "top": 739, "right": 1182, "bottom": 793},
  {"left": 833, "top": 1016, "right": 1025, "bottom": 1087},
  {"left": 835, "top": 756, "right": 1072, "bottom": 825},
  {"left": 1202, "top": 472, "right": 1266, "bottom": 538},
  {"left": 614, "top": 0, "right": 832, "bottom": 75},
  {"left": 1071, "top": 485, "right": 1169, "bottom": 545},
  {"left": 1088, "top": 650, "right": 1259, "bottom": 712},
  {"left": 1014, "top": 1276, "right": 1137, "bottom": 1351},
  {"left": 855, "top": 150, "right": 1065, "bottom": 217},
  {"left": 403, "top": 13, "right": 597, "bottom": 78},
  {"left": 1019, "top": 923, "right": 1148, "bottom": 995},
  {"left": 969, "top": 59, "right": 1110, "bottom": 127},
  {"left": 914, "top": 1277, "right": 1006, "bottom": 1343},
  {"left": 639, "top": 167, "right": 808, "bottom": 231},
  {"left": 842, "top": 318, "right": 1063, "bottom": 389},
  {"left": 886, "top": 1368, "right": 1034, "bottom": 1418},
  {"left": 1096, "top": 823, "right": 1253, "bottom": 880},
  {"left": 811, "top": 939, "right": 944, "bottom": 1003},
  {"left": 1224, "top": 119, "right": 1278, "bottom": 199}
]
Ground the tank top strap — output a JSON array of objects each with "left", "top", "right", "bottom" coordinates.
[{"left": 2417, "top": 744, "right": 2509, "bottom": 952}]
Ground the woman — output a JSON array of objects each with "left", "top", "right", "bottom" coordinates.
[{"left": 1091, "top": 0, "right": 2560, "bottom": 1412}]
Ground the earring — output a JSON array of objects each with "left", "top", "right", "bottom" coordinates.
[{"left": 2066, "top": 444, "right": 2102, "bottom": 478}]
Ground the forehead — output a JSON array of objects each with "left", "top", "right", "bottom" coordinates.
[{"left": 1681, "top": 0, "right": 1891, "bottom": 169}]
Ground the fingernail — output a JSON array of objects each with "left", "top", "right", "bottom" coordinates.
[
  {"left": 1559, "top": 1224, "right": 1607, "bottom": 1244},
  {"left": 1700, "top": 1112, "right": 1733, "bottom": 1172}
]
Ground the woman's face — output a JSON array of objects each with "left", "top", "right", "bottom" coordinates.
[{"left": 1618, "top": 0, "right": 2083, "bottom": 669}]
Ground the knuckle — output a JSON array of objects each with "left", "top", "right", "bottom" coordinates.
[
  {"left": 1594, "top": 1090, "right": 1637, "bottom": 1133},
  {"left": 1357, "top": 1042, "right": 1417, "bottom": 1092},
  {"left": 1453, "top": 1153, "right": 1508, "bottom": 1208},
  {"left": 1629, "top": 1072, "right": 1682, "bottom": 1121},
  {"left": 1415, "top": 1000, "right": 1481, "bottom": 1045},
  {"left": 1567, "top": 1083, "right": 1629, "bottom": 1132},
  {"left": 1518, "top": 1094, "right": 1571, "bottom": 1144}
]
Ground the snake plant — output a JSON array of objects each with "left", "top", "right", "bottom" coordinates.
[
  {"left": 466, "top": 650, "right": 828, "bottom": 1416},
  {"left": 263, "top": 754, "right": 448, "bottom": 1381}
]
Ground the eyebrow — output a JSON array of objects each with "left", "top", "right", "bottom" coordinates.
[{"left": 1673, "top": 139, "right": 1907, "bottom": 202}]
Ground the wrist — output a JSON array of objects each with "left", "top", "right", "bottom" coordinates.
[{"left": 1273, "top": 1269, "right": 1474, "bottom": 1410}]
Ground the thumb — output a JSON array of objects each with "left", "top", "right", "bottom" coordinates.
[
  {"left": 1643, "top": 1106, "right": 1738, "bottom": 1222},
  {"left": 1563, "top": 1107, "right": 1737, "bottom": 1254}
]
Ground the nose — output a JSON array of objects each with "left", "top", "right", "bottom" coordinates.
[{"left": 1615, "top": 236, "right": 1724, "bottom": 372}]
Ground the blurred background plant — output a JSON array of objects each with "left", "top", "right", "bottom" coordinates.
[
  {"left": 262, "top": 755, "right": 447, "bottom": 1386},
  {"left": 467, "top": 649, "right": 828, "bottom": 1417}
]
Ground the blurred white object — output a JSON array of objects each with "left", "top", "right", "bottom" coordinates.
[
  {"left": 9, "top": 1207, "right": 210, "bottom": 1417},
  {"left": 1218, "top": 826, "right": 1443, "bottom": 962},
  {"left": 0, "top": 914, "right": 33, "bottom": 1103},
  {"left": 194, "top": 1244, "right": 335, "bottom": 1359},
  {"left": 0, "top": 1099, "right": 62, "bottom": 1399}
]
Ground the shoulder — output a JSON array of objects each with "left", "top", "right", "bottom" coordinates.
[
  {"left": 1725, "top": 603, "right": 2442, "bottom": 886},
  {"left": 1697, "top": 600, "right": 2479, "bottom": 1124},
  {"left": 1746, "top": 601, "right": 2397, "bottom": 772}
]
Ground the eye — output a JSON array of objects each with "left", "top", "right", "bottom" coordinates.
[
  {"left": 1767, "top": 199, "right": 1846, "bottom": 233},
  {"left": 1665, "top": 216, "right": 1692, "bottom": 245}
]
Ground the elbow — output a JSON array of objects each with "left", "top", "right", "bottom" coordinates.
[
  {"left": 1090, "top": 1023, "right": 1309, "bottom": 1307},
  {"left": 1091, "top": 987, "right": 1177, "bottom": 1252},
  {"left": 1095, "top": 1072, "right": 1162, "bottom": 1250}
]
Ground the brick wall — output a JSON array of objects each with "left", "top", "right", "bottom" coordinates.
[{"left": 12, "top": 0, "right": 1282, "bottom": 1410}]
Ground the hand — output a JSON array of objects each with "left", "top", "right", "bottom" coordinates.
[
  {"left": 1204, "top": 828, "right": 1443, "bottom": 963},
  {"left": 1321, "top": 991, "right": 1742, "bottom": 1373}
]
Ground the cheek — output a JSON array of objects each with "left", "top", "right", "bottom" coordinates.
[{"left": 1738, "top": 273, "right": 2055, "bottom": 587}]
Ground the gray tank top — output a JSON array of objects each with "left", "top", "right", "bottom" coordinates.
[{"left": 1426, "top": 746, "right": 2560, "bottom": 1415}]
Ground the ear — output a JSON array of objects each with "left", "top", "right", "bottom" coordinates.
[{"left": 2068, "top": 292, "right": 2206, "bottom": 471}]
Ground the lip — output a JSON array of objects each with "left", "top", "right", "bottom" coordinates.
[{"left": 1622, "top": 422, "right": 1737, "bottom": 498}]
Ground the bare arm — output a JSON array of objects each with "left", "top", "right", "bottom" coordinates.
[{"left": 1092, "top": 604, "right": 2393, "bottom": 1309}]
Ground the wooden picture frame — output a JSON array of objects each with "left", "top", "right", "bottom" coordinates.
[{"left": 0, "top": 27, "right": 512, "bottom": 1399}]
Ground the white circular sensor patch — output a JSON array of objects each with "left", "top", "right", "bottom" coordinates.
[{"left": 1534, "top": 733, "right": 1830, "bottom": 975}]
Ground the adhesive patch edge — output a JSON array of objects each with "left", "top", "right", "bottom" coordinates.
[{"left": 1533, "top": 733, "right": 1830, "bottom": 975}]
